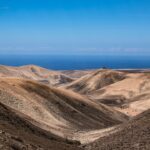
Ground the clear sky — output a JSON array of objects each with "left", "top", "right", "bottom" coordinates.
[{"left": 0, "top": 0, "right": 150, "bottom": 55}]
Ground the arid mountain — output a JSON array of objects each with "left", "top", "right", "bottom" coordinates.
[
  {"left": 61, "top": 70, "right": 94, "bottom": 78},
  {"left": 64, "top": 69, "right": 126, "bottom": 94},
  {"left": 91, "top": 73, "right": 150, "bottom": 116},
  {"left": 0, "top": 65, "right": 74, "bottom": 86},
  {"left": 85, "top": 109, "right": 150, "bottom": 150},
  {"left": 0, "top": 102, "right": 82, "bottom": 150},
  {"left": 0, "top": 78, "right": 128, "bottom": 142},
  {"left": 0, "top": 65, "right": 150, "bottom": 150}
]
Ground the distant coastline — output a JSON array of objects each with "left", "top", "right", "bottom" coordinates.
[{"left": 0, "top": 54, "right": 150, "bottom": 70}]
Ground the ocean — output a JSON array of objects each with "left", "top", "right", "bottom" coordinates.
[{"left": 0, "top": 54, "right": 150, "bottom": 70}]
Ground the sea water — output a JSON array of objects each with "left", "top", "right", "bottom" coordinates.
[{"left": 0, "top": 54, "right": 150, "bottom": 70}]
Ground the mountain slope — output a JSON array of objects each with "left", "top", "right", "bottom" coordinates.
[
  {"left": 0, "top": 78, "right": 128, "bottom": 141},
  {"left": 0, "top": 65, "right": 74, "bottom": 86},
  {"left": 0, "top": 102, "right": 82, "bottom": 150},
  {"left": 64, "top": 69, "right": 126, "bottom": 94},
  {"left": 61, "top": 70, "right": 94, "bottom": 78},
  {"left": 85, "top": 109, "right": 150, "bottom": 150},
  {"left": 91, "top": 73, "right": 150, "bottom": 116}
]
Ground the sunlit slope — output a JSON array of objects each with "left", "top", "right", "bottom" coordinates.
[
  {"left": 91, "top": 73, "right": 150, "bottom": 116},
  {"left": 64, "top": 69, "right": 126, "bottom": 94},
  {"left": 0, "top": 102, "right": 82, "bottom": 150},
  {"left": 0, "top": 65, "right": 74, "bottom": 86},
  {"left": 0, "top": 78, "right": 128, "bottom": 140},
  {"left": 61, "top": 70, "right": 94, "bottom": 78}
]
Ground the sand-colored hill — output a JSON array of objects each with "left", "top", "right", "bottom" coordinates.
[
  {"left": 90, "top": 73, "right": 150, "bottom": 116},
  {"left": 85, "top": 109, "right": 150, "bottom": 150},
  {"left": 0, "top": 102, "right": 83, "bottom": 150},
  {"left": 0, "top": 78, "right": 128, "bottom": 142},
  {"left": 0, "top": 65, "right": 74, "bottom": 86},
  {"left": 0, "top": 66, "right": 150, "bottom": 149},
  {"left": 64, "top": 69, "right": 126, "bottom": 94},
  {"left": 61, "top": 70, "right": 94, "bottom": 78}
]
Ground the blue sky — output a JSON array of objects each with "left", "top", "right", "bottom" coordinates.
[{"left": 0, "top": 0, "right": 150, "bottom": 55}]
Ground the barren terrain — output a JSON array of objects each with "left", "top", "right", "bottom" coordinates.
[
  {"left": 0, "top": 65, "right": 74, "bottom": 86},
  {"left": 0, "top": 65, "right": 150, "bottom": 150},
  {"left": 85, "top": 109, "right": 150, "bottom": 150}
]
